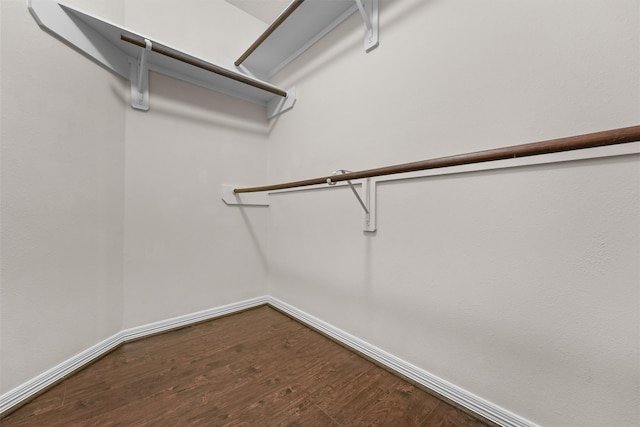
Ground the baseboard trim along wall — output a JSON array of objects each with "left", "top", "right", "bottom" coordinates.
[
  {"left": 266, "top": 297, "right": 536, "bottom": 427},
  {"left": 0, "top": 295, "right": 536, "bottom": 427},
  {"left": 0, "top": 296, "right": 270, "bottom": 415},
  {"left": 0, "top": 330, "right": 125, "bottom": 417}
]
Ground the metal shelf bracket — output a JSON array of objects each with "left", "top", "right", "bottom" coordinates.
[
  {"left": 354, "top": 0, "right": 379, "bottom": 52},
  {"left": 29, "top": 0, "right": 293, "bottom": 119},
  {"left": 328, "top": 170, "right": 377, "bottom": 232},
  {"left": 267, "top": 87, "right": 297, "bottom": 120},
  {"left": 129, "top": 39, "right": 151, "bottom": 111}
]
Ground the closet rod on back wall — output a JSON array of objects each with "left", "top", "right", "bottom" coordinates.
[
  {"left": 120, "top": 34, "right": 288, "bottom": 97},
  {"left": 234, "top": 125, "right": 640, "bottom": 194},
  {"left": 235, "top": 0, "right": 305, "bottom": 67}
]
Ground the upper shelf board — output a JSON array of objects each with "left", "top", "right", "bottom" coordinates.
[
  {"left": 236, "top": 0, "right": 360, "bottom": 80},
  {"left": 28, "top": 0, "right": 293, "bottom": 118}
]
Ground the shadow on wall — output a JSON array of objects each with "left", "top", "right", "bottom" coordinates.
[
  {"left": 274, "top": 0, "right": 440, "bottom": 87},
  {"left": 110, "top": 79, "right": 132, "bottom": 108},
  {"left": 376, "top": 276, "right": 637, "bottom": 415},
  {"left": 119, "top": 72, "right": 278, "bottom": 137},
  {"left": 238, "top": 206, "right": 269, "bottom": 273}
]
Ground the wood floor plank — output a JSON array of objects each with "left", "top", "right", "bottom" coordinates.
[
  {"left": 357, "top": 382, "right": 441, "bottom": 426},
  {"left": 1, "top": 306, "right": 489, "bottom": 426},
  {"left": 421, "top": 402, "right": 490, "bottom": 427}
]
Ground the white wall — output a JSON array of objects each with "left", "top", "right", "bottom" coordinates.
[
  {"left": 2, "top": 0, "right": 638, "bottom": 426},
  {"left": 0, "top": 0, "right": 270, "bottom": 394},
  {"left": 121, "top": 73, "right": 271, "bottom": 327},
  {"left": 0, "top": 0, "right": 126, "bottom": 393},
  {"left": 120, "top": 0, "right": 270, "bottom": 328},
  {"left": 267, "top": 1, "right": 640, "bottom": 426}
]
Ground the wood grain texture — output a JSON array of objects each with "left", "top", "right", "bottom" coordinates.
[
  {"left": 120, "top": 34, "right": 288, "bottom": 98},
  {"left": 1, "top": 306, "right": 489, "bottom": 426},
  {"left": 234, "top": 125, "right": 640, "bottom": 193},
  {"left": 234, "top": 0, "right": 305, "bottom": 67}
]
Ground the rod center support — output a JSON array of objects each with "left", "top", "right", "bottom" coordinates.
[{"left": 327, "top": 169, "right": 369, "bottom": 215}]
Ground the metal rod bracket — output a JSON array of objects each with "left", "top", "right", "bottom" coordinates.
[
  {"left": 354, "top": 0, "right": 379, "bottom": 52},
  {"left": 328, "top": 170, "right": 376, "bottom": 232},
  {"left": 267, "top": 86, "right": 297, "bottom": 119},
  {"left": 129, "top": 39, "right": 151, "bottom": 110},
  {"left": 221, "top": 184, "right": 269, "bottom": 206}
]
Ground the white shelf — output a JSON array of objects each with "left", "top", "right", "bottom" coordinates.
[
  {"left": 28, "top": 0, "right": 377, "bottom": 118},
  {"left": 236, "top": 0, "right": 359, "bottom": 80},
  {"left": 28, "top": 0, "right": 295, "bottom": 119}
]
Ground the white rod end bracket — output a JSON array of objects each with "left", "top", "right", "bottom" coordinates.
[
  {"left": 221, "top": 185, "right": 269, "bottom": 206},
  {"left": 267, "top": 87, "right": 297, "bottom": 120}
]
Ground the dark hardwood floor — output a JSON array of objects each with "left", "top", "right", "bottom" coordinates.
[{"left": 1, "top": 306, "right": 489, "bottom": 426}]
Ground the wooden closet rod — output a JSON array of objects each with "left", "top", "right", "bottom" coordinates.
[
  {"left": 120, "top": 34, "right": 288, "bottom": 97},
  {"left": 234, "top": 125, "right": 640, "bottom": 193},
  {"left": 235, "top": 0, "right": 305, "bottom": 67}
]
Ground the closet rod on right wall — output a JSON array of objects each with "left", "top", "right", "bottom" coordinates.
[{"left": 234, "top": 125, "right": 640, "bottom": 194}]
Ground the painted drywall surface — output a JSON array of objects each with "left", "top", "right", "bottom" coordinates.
[
  {"left": 267, "top": 0, "right": 640, "bottom": 426},
  {"left": 1, "top": 0, "right": 272, "bottom": 393},
  {"left": 0, "top": 0, "right": 125, "bottom": 394},
  {"left": 2, "top": 1, "right": 637, "bottom": 425},
  {"left": 121, "top": 1, "right": 270, "bottom": 328}
]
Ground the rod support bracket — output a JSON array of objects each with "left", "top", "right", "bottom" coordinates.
[
  {"left": 267, "top": 86, "right": 297, "bottom": 119},
  {"left": 354, "top": 0, "right": 379, "bottom": 52},
  {"left": 330, "top": 170, "right": 376, "bottom": 232},
  {"left": 221, "top": 185, "right": 269, "bottom": 206},
  {"left": 129, "top": 38, "right": 151, "bottom": 110},
  {"left": 361, "top": 178, "right": 376, "bottom": 232}
]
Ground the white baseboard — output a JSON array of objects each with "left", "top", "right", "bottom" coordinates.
[
  {"left": 265, "top": 296, "right": 536, "bottom": 427},
  {"left": 1, "top": 295, "right": 535, "bottom": 427},
  {"left": 0, "top": 331, "right": 125, "bottom": 416},
  {"left": 120, "top": 296, "right": 270, "bottom": 342},
  {"left": 0, "top": 296, "right": 269, "bottom": 415}
]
